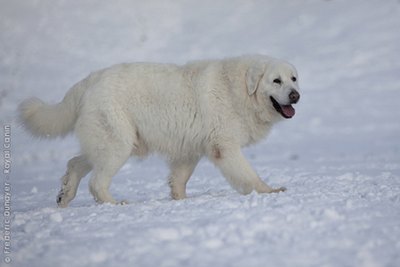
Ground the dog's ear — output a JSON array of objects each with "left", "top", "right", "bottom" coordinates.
[{"left": 246, "top": 65, "right": 265, "bottom": 95}]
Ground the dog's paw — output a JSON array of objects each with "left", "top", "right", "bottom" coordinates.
[
  {"left": 118, "top": 200, "right": 129, "bottom": 205},
  {"left": 255, "top": 184, "right": 287, "bottom": 194},
  {"left": 56, "top": 189, "right": 69, "bottom": 208},
  {"left": 271, "top": 186, "right": 287, "bottom": 193}
]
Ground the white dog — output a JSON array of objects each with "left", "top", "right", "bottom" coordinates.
[{"left": 19, "top": 55, "right": 300, "bottom": 207}]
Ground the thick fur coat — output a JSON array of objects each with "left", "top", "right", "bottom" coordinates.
[{"left": 19, "top": 55, "right": 300, "bottom": 207}]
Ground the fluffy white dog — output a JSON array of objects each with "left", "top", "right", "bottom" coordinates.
[{"left": 19, "top": 55, "right": 300, "bottom": 207}]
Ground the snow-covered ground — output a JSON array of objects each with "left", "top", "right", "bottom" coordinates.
[{"left": 1, "top": 1, "right": 400, "bottom": 266}]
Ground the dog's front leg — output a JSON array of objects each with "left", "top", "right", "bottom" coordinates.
[
  {"left": 168, "top": 159, "right": 199, "bottom": 200},
  {"left": 210, "top": 145, "right": 285, "bottom": 195}
]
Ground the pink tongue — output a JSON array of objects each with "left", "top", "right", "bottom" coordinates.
[{"left": 281, "top": 105, "right": 295, "bottom": 118}]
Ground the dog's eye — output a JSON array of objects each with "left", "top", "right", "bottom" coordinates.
[
  {"left": 291, "top": 77, "right": 297, "bottom": 82},
  {"left": 273, "top": 78, "right": 282, "bottom": 85}
]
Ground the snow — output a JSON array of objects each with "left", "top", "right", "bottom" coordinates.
[{"left": 1, "top": 0, "right": 400, "bottom": 266}]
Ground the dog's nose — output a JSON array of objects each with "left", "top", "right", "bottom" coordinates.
[{"left": 289, "top": 89, "right": 300, "bottom": 104}]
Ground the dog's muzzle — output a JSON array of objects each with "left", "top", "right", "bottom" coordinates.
[
  {"left": 289, "top": 89, "right": 300, "bottom": 104},
  {"left": 270, "top": 89, "right": 300, "bottom": 119}
]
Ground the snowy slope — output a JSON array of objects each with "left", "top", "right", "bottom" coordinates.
[{"left": 1, "top": 0, "right": 400, "bottom": 266}]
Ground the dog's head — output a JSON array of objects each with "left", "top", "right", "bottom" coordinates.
[{"left": 246, "top": 58, "right": 300, "bottom": 119}]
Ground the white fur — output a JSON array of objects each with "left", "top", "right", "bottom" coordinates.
[{"left": 19, "top": 55, "right": 300, "bottom": 207}]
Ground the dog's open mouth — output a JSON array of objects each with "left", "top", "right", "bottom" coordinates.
[{"left": 270, "top": 96, "right": 295, "bottom": 119}]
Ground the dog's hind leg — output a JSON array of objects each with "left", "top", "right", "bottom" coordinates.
[
  {"left": 76, "top": 105, "right": 137, "bottom": 205},
  {"left": 57, "top": 155, "right": 92, "bottom": 208},
  {"left": 88, "top": 149, "right": 131, "bottom": 205},
  {"left": 83, "top": 123, "right": 134, "bottom": 204}
]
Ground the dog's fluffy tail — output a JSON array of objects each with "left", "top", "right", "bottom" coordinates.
[{"left": 19, "top": 82, "right": 86, "bottom": 138}]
